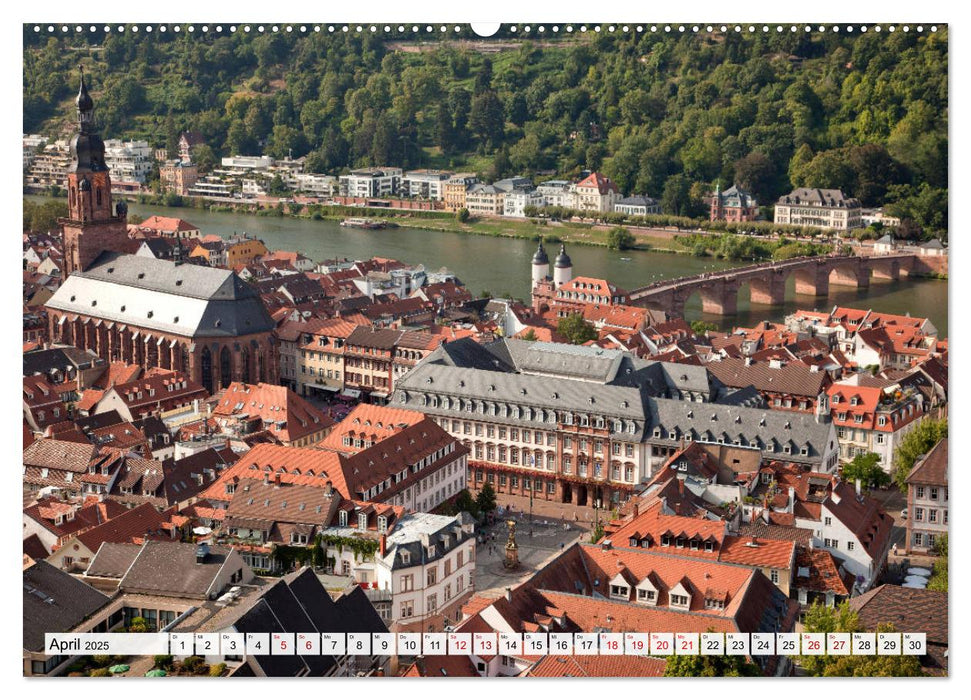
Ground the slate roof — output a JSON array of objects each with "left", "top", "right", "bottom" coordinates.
[
  {"left": 46, "top": 251, "right": 275, "bottom": 338},
  {"left": 777, "top": 188, "right": 860, "bottom": 208},
  {"left": 85, "top": 542, "right": 142, "bottom": 578},
  {"left": 118, "top": 540, "right": 238, "bottom": 597},
  {"left": 23, "top": 560, "right": 111, "bottom": 651},
  {"left": 23, "top": 346, "right": 102, "bottom": 377},
  {"left": 221, "top": 568, "right": 387, "bottom": 677}
]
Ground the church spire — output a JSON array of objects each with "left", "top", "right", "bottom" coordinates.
[{"left": 76, "top": 65, "right": 94, "bottom": 132}]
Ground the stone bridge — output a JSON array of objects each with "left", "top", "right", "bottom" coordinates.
[{"left": 628, "top": 253, "right": 940, "bottom": 317}]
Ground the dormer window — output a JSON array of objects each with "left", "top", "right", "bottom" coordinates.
[
  {"left": 638, "top": 588, "right": 656, "bottom": 603},
  {"left": 378, "top": 515, "right": 388, "bottom": 533},
  {"left": 610, "top": 584, "right": 629, "bottom": 600},
  {"left": 358, "top": 512, "right": 368, "bottom": 529},
  {"left": 670, "top": 594, "right": 689, "bottom": 608},
  {"left": 661, "top": 535, "right": 671, "bottom": 547},
  {"left": 704, "top": 541, "right": 714, "bottom": 552},
  {"left": 401, "top": 551, "right": 411, "bottom": 565},
  {"left": 338, "top": 510, "right": 348, "bottom": 527}
]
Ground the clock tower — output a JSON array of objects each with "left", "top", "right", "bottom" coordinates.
[{"left": 60, "top": 67, "right": 131, "bottom": 277}]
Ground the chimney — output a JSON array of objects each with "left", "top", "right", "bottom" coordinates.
[
  {"left": 379, "top": 534, "right": 387, "bottom": 558},
  {"left": 601, "top": 539, "right": 612, "bottom": 551},
  {"left": 263, "top": 473, "right": 270, "bottom": 486},
  {"left": 325, "top": 480, "right": 333, "bottom": 497},
  {"left": 505, "top": 587, "right": 512, "bottom": 602},
  {"left": 274, "top": 472, "right": 281, "bottom": 487},
  {"left": 855, "top": 479, "right": 862, "bottom": 496},
  {"left": 744, "top": 357, "right": 753, "bottom": 367},
  {"left": 788, "top": 486, "right": 795, "bottom": 513},
  {"left": 632, "top": 501, "right": 639, "bottom": 518}
]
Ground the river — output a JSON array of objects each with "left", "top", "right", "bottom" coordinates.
[{"left": 28, "top": 197, "right": 949, "bottom": 336}]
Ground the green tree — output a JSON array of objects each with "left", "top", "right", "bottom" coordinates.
[
  {"left": 927, "top": 534, "right": 947, "bottom": 592},
  {"left": 476, "top": 482, "right": 497, "bottom": 514},
  {"left": 664, "top": 653, "right": 762, "bottom": 677},
  {"left": 841, "top": 452, "right": 891, "bottom": 489},
  {"left": 456, "top": 207, "right": 471, "bottom": 223},
  {"left": 606, "top": 227, "right": 635, "bottom": 250},
  {"left": 690, "top": 320, "right": 718, "bottom": 335},
  {"left": 454, "top": 489, "right": 480, "bottom": 518},
  {"left": 801, "top": 603, "right": 924, "bottom": 676},
  {"left": 521, "top": 328, "right": 538, "bottom": 342},
  {"left": 589, "top": 520, "right": 605, "bottom": 544},
  {"left": 893, "top": 418, "right": 947, "bottom": 491},
  {"left": 470, "top": 91, "right": 506, "bottom": 150},
  {"left": 557, "top": 313, "right": 598, "bottom": 345}
]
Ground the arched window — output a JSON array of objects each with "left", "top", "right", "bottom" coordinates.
[
  {"left": 96, "top": 188, "right": 102, "bottom": 207},
  {"left": 257, "top": 351, "right": 265, "bottom": 383},
  {"left": 240, "top": 346, "right": 251, "bottom": 384},
  {"left": 200, "top": 346, "right": 213, "bottom": 395},
  {"left": 220, "top": 346, "right": 232, "bottom": 389}
]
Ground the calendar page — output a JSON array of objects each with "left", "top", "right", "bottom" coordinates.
[{"left": 21, "top": 6, "right": 949, "bottom": 685}]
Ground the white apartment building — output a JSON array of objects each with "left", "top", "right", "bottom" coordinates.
[
  {"left": 774, "top": 188, "right": 862, "bottom": 230},
  {"left": 535, "top": 180, "right": 574, "bottom": 209},
  {"left": 103, "top": 139, "right": 153, "bottom": 184},
  {"left": 339, "top": 168, "right": 403, "bottom": 198},
  {"left": 292, "top": 172, "right": 338, "bottom": 196},
  {"left": 403, "top": 170, "right": 452, "bottom": 200},
  {"left": 221, "top": 155, "right": 275, "bottom": 172},
  {"left": 503, "top": 188, "right": 545, "bottom": 218},
  {"left": 23, "top": 134, "right": 48, "bottom": 170}
]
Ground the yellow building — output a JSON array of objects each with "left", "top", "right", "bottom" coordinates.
[{"left": 226, "top": 238, "right": 269, "bottom": 268}]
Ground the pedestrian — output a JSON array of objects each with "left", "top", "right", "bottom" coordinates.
[{"left": 893, "top": 543, "right": 898, "bottom": 556}]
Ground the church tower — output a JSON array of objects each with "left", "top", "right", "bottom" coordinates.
[{"left": 60, "top": 67, "right": 130, "bottom": 277}]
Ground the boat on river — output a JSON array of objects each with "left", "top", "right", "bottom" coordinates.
[{"left": 340, "top": 217, "right": 387, "bottom": 230}]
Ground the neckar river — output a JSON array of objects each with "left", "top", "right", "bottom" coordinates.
[{"left": 35, "top": 198, "right": 949, "bottom": 336}]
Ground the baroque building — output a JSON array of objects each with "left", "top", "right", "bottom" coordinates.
[{"left": 45, "top": 71, "right": 277, "bottom": 394}]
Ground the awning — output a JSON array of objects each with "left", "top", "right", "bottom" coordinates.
[
  {"left": 307, "top": 384, "right": 339, "bottom": 392},
  {"left": 369, "top": 391, "right": 389, "bottom": 399},
  {"left": 340, "top": 389, "right": 362, "bottom": 399}
]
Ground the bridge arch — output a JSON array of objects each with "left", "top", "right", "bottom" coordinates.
[{"left": 828, "top": 260, "right": 869, "bottom": 289}]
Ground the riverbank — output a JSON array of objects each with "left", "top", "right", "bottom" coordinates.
[{"left": 112, "top": 193, "right": 714, "bottom": 256}]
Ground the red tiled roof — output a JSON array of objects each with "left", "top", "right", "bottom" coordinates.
[
  {"left": 526, "top": 655, "right": 666, "bottom": 677},
  {"left": 575, "top": 172, "right": 619, "bottom": 195},
  {"left": 74, "top": 502, "right": 178, "bottom": 552},
  {"left": 317, "top": 404, "right": 426, "bottom": 453},
  {"left": 213, "top": 382, "right": 334, "bottom": 443}
]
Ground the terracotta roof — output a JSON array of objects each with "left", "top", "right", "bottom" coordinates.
[
  {"left": 905, "top": 438, "right": 947, "bottom": 486},
  {"left": 719, "top": 535, "right": 795, "bottom": 570},
  {"left": 317, "top": 404, "right": 427, "bottom": 453},
  {"left": 575, "top": 172, "right": 619, "bottom": 195},
  {"left": 794, "top": 547, "right": 851, "bottom": 596},
  {"left": 74, "top": 502, "right": 178, "bottom": 552},
  {"left": 213, "top": 382, "right": 334, "bottom": 443},
  {"left": 526, "top": 655, "right": 667, "bottom": 677},
  {"left": 23, "top": 438, "right": 97, "bottom": 472},
  {"left": 92, "top": 361, "right": 141, "bottom": 390},
  {"left": 403, "top": 655, "right": 479, "bottom": 677}
]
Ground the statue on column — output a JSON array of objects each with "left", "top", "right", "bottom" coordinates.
[{"left": 503, "top": 519, "right": 519, "bottom": 570}]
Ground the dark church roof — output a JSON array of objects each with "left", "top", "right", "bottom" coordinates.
[{"left": 47, "top": 251, "right": 275, "bottom": 339}]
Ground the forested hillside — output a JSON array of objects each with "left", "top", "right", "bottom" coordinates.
[{"left": 23, "top": 25, "right": 948, "bottom": 233}]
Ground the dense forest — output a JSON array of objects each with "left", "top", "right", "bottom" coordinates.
[{"left": 23, "top": 25, "right": 948, "bottom": 234}]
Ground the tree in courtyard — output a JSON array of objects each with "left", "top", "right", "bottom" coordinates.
[
  {"left": 476, "top": 482, "right": 497, "bottom": 515},
  {"left": 453, "top": 489, "right": 480, "bottom": 518},
  {"left": 557, "top": 313, "right": 598, "bottom": 345},
  {"left": 521, "top": 329, "right": 538, "bottom": 342},
  {"left": 893, "top": 418, "right": 947, "bottom": 491},
  {"left": 841, "top": 452, "right": 891, "bottom": 489},
  {"left": 690, "top": 320, "right": 718, "bottom": 335}
]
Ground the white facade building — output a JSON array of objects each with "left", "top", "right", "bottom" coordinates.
[
  {"left": 339, "top": 168, "right": 403, "bottom": 198},
  {"left": 402, "top": 170, "right": 452, "bottom": 200}
]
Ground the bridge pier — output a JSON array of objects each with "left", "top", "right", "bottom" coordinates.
[
  {"left": 869, "top": 260, "right": 900, "bottom": 282},
  {"left": 749, "top": 271, "right": 787, "bottom": 306},
  {"left": 699, "top": 279, "right": 739, "bottom": 316},
  {"left": 794, "top": 267, "right": 830, "bottom": 297},
  {"left": 829, "top": 263, "right": 870, "bottom": 289}
]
